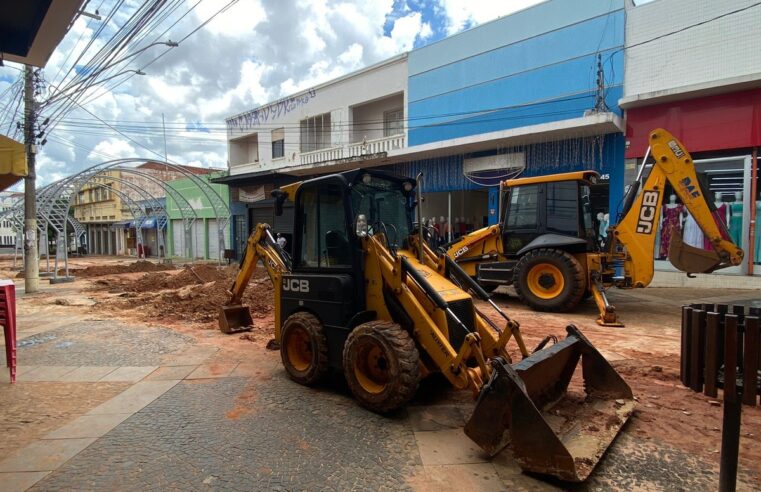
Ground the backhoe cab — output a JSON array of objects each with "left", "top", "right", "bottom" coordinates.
[
  {"left": 445, "top": 129, "right": 744, "bottom": 326},
  {"left": 220, "top": 169, "right": 634, "bottom": 482}
]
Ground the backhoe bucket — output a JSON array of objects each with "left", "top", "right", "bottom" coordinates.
[
  {"left": 219, "top": 305, "right": 254, "bottom": 334},
  {"left": 668, "top": 231, "right": 723, "bottom": 274},
  {"left": 464, "top": 325, "right": 634, "bottom": 482}
]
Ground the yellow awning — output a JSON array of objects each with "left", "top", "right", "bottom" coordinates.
[{"left": 0, "top": 135, "right": 28, "bottom": 191}]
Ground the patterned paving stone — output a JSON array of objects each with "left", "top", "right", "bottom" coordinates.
[
  {"left": 17, "top": 321, "right": 194, "bottom": 366},
  {"left": 31, "top": 375, "right": 422, "bottom": 491}
]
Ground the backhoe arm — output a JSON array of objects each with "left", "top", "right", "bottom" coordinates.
[
  {"left": 613, "top": 128, "right": 744, "bottom": 287},
  {"left": 219, "top": 223, "right": 290, "bottom": 333}
]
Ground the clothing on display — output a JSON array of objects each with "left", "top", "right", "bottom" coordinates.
[
  {"left": 704, "top": 203, "right": 728, "bottom": 250},
  {"left": 683, "top": 211, "right": 703, "bottom": 249},
  {"left": 729, "top": 202, "right": 743, "bottom": 246},
  {"left": 756, "top": 201, "right": 761, "bottom": 263},
  {"left": 660, "top": 204, "right": 683, "bottom": 258}
]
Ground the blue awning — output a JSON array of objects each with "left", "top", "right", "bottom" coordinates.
[{"left": 141, "top": 218, "right": 157, "bottom": 228}]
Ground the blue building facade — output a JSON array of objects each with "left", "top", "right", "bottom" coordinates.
[{"left": 397, "top": 0, "right": 626, "bottom": 227}]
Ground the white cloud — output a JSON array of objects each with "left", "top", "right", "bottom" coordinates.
[
  {"left": 4, "top": 0, "right": 536, "bottom": 184},
  {"left": 436, "top": 0, "right": 545, "bottom": 34}
]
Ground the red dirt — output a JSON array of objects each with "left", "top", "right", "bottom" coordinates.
[
  {"left": 18, "top": 260, "right": 175, "bottom": 278},
  {"left": 89, "top": 264, "right": 273, "bottom": 326}
]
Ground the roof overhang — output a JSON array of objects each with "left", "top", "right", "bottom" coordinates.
[
  {"left": 619, "top": 74, "right": 761, "bottom": 109},
  {"left": 1, "top": 0, "right": 86, "bottom": 67},
  {"left": 283, "top": 112, "right": 624, "bottom": 177},
  {"left": 0, "top": 135, "right": 28, "bottom": 191},
  {"left": 210, "top": 169, "right": 297, "bottom": 187}
]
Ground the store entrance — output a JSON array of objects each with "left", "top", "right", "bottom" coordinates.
[
  {"left": 652, "top": 155, "right": 751, "bottom": 275},
  {"left": 420, "top": 190, "right": 489, "bottom": 245}
]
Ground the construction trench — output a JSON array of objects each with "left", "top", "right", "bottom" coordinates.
[{"left": 1, "top": 256, "right": 760, "bottom": 490}]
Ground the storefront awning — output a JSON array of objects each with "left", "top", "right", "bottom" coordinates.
[
  {"left": 0, "top": 136, "right": 28, "bottom": 191},
  {"left": 283, "top": 112, "right": 624, "bottom": 176}
]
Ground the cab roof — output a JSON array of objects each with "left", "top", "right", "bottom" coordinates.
[{"left": 502, "top": 171, "right": 601, "bottom": 188}]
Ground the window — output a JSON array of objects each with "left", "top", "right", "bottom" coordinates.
[
  {"left": 298, "top": 185, "right": 350, "bottom": 268},
  {"left": 506, "top": 185, "right": 539, "bottom": 229},
  {"left": 299, "top": 113, "right": 332, "bottom": 153},
  {"left": 546, "top": 182, "right": 579, "bottom": 236},
  {"left": 383, "top": 108, "right": 404, "bottom": 137},
  {"left": 271, "top": 128, "right": 284, "bottom": 159}
]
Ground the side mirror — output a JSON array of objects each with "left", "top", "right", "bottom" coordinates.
[
  {"left": 271, "top": 189, "right": 287, "bottom": 216},
  {"left": 355, "top": 214, "right": 368, "bottom": 237}
]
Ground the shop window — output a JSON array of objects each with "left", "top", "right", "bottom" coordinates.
[
  {"left": 383, "top": 108, "right": 403, "bottom": 137},
  {"left": 299, "top": 113, "right": 332, "bottom": 153},
  {"left": 506, "top": 185, "right": 539, "bottom": 230},
  {"left": 546, "top": 182, "right": 578, "bottom": 236},
  {"left": 298, "top": 185, "right": 349, "bottom": 268},
  {"left": 271, "top": 128, "right": 284, "bottom": 159}
]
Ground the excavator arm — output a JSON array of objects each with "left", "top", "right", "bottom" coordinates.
[
  {"left": 219, "top": 223, "right": 291, "bottom": 334},
  {"left": 612, "top": 129, "right": 744, "bottom": 288}
]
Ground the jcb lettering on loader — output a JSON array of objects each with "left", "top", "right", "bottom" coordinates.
[
  {"left": 282, "top": 278, "right": 310, "bottom": 292},
  {"left": 219, "top": 169, "right": 634, "bottom": 482},
  {"left": 636, "top": 190, "right": 660, "bottom": 234}
]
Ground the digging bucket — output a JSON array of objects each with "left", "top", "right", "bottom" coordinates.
[
  {"left": 219, "top": 305, "right": 254, "bottom": 334},
  {"left": 464, "top": 325, "right": 634, "bottom": 482},
  {"left": 668, "top": 231, "right": 723, "bottom": 274}
]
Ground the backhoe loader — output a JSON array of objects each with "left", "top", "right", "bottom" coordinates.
[
  {"left": 443, "top": 128, "right": 744, "bottom": 326},
  {"left": 219, "top": 169, "right": 634, "bottom": 482}
]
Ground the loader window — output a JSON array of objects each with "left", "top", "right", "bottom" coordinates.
[
  {"left": 298, "top": 185, "right": 350, "bottom": 268},
  {"left": 351, "top": 176, "right": 411, "bottom": 248},
  {"left": 506, "top": 185, "right": 539, "bottom": 230},
  {"left": 546, "top": 182, "right": 579, "bottom": 236}
]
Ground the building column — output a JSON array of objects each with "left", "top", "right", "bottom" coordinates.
[{"left": 106, "top": 225, "right": 112, "bottom": 255}]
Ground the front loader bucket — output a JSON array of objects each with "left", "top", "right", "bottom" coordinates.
[
  {"left": 464, "top": 325, "right": 634, "bottom": 482},
  {"left": 668, "top": 231, "right": 723, "bottom": 274},
  {"left": 219, "top": 305, "right": 254, "bottom": 334}
]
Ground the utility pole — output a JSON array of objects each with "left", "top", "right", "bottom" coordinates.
[
  {"left": 162, "top": 113, "right": 168, "bottom": 167},
  {"left": 23, "top": 65, "right": 39, "bottom": 293}
]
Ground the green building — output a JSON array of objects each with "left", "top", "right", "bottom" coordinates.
[{"left": 166, "top": 173, "right": 231, "bottom": 260}]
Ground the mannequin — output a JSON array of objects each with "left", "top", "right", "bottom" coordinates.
[
  {"left": 705, "top": 192, "right": 729, "bottom": 250},
  {"left": 660, "top": 194, "right": 684, "bottom": 258},
  {"left": 729, "top": 191, "right": 743, "bottom": 246}
]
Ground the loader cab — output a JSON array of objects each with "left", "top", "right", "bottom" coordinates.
[
  {"left": 501, "top": 171, "right": 599, "bottom": 256},
  {"left": 284, "top": 170, "right": 416, "bottom": 368}
]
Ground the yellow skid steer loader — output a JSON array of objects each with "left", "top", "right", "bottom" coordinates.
[
  {"left": 219, "top": 169, "right": 634, "bottom": 481},
  {"left": 443, "top": 128, "right": 744, "bottom": 326}
]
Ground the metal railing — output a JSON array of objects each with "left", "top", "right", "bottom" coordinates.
[{"left": 348, "top": 133, "right": 405, "bottom": 158}]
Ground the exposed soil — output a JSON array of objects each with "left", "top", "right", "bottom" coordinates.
[
  {"left": 88, "top": 263, "right": 273, "bottom": 326},
  {"left": 17, "top": 260, "right": 176, "bottom": 279}
]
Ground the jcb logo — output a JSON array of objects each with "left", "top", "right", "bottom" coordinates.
[
  {"left": 283, "top": 279, "right": 310, "bottom": 292},
  {"left": 453, "top": 246, "right": 469, "bottom": 259},
  {"left": 636, "top": 191, "right": 660, "bottom": 234},
  {"left": 668, "top": 140, "right": 685, "bottom": 158}
]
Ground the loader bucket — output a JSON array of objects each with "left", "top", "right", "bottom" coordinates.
[
  {"left": 219, "top": 305, "right": 254, "bottom": 334},
  {"left": 464, "top": 325, "right": 634, "bottom": 482},
  {"left": 667, "top": 231, "right": 723, "bottom": 274}
]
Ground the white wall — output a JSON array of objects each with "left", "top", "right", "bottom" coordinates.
[
  {"left": 624, "top": 0, "right": 761, "bottom": 100},
  {"left": 351, "top": 93, "right": 404, "bottom": 142},
  {"left": 226, "top": 55, "right": 407, "bottom": 175}
]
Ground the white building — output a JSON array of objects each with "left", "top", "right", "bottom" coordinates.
[{"left": 0, "top": 191, "right": 22, "bottom": 249}]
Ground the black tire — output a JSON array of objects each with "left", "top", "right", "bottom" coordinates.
[
  {"left": 280, "top": 312, "right": 329, "bottom": 386},
  {"left": 513, "top": 248, "right": 586, "bottom": 312},
  {"left": 343, "top": 320, "right": 420, "bottom": 413}
]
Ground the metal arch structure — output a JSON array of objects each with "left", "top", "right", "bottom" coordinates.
[{"left": 6, "top": 158, "right": 231, "bottom": 281}]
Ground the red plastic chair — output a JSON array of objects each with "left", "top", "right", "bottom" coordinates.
[{"left": 0, "top": 280, "right": 17, "bottom": 383}]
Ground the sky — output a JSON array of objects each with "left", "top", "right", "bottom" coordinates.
[{"left": 0, "top": 0, "right": 548, "bottom": 186}]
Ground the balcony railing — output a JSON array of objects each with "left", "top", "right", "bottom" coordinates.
[
  {"left": 300, "top": 146, "right": 344, "bottom": 165},
  {"left": 298, "top": 134, "right": 406, "bottom": 166},
  {"left": 348, "top": 133, "right": 405, "bottom": 158}
]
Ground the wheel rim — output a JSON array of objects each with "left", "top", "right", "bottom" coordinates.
[
  {"left": 353, "top": 338, "right": 391, "bottom": 395},
  {"left": 526, "top": 263, "right": 565, "bottom": 300},
  {"left": 285, "top": 326, "right": 313, "bottom": 372}
]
